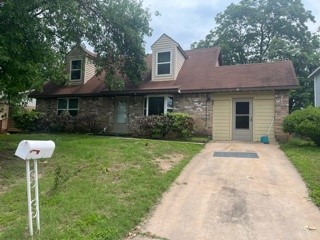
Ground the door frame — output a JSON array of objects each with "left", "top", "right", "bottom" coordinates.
[
  {"left": 232, "top": 98, "right": 253, "bottom": 141},
  {"left": 113, "top": 97, "right": 129, "bottom": 134}
]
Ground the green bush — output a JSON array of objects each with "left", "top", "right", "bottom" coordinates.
[
  {"left": 13, "top": 109, "right": 45, "bottom": 132},
  {"left": 130, "top": 113, "right": 195, "bottom": 139},
  {"left": 130, "top": 115, "right": 171, "bottom": 139},
  {"left": 167, "top": 112, "right": 194, "bottom": 138},
  {"left": 283, "top": 106, "right": 320, "bottom": 146}
]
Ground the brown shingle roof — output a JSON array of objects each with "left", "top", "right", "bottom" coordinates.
[{"left": 30, "top": 47, "right": 298, "bottom": 98}]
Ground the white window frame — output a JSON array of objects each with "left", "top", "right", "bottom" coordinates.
[
  {"left": 144, "top": 95, "right": 173, "bottom": 116},
  {"left": 57, "top": 98, "right": 79, "bottom": 116},
  {"left": 156, "top": 51, "right": 172, "bottom": 76},
  {"left": 70, "top": 59, "right": 82, "bottom": 80}
]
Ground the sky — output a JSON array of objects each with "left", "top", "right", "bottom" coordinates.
[{"left": 142, "top": 0, "right": 320, "bottom": 52}]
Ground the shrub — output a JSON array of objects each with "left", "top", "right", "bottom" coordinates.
[
  {"left": 130, "top": 113, "right": 195, "bottom": 139},
  {"left": 167, "top": 112, "right": 194, "bottom": 138},
  {"left": 283, "top": 106, "right": 320, "bottom": 146},
  {"left": 130, "top": 115, "right": 171, "bottom": 139},
  {"left": 13, "top": 109, "right": 45, "bottom": 132}
]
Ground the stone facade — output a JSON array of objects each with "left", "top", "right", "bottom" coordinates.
[
  {"left": 36, "top": 93, "right": 213, "bottom": 136},
  {"left": 274, "top": 90, "right": 290, "bottom": 142},
  {"left": 173, "top": 93, "right": 213, "bottom": 135}
]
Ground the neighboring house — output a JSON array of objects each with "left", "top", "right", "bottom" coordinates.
[
  {"left": 30, "top": 34, "right": 299, "bottom": 142},
  {"left": 308, "top": 66, "right": 320, "bottom": 107},
  {"left": 0, "top": 92, "right": 36, "bottom": 133}
]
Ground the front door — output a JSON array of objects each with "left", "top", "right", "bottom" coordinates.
[
  {"left": 114, "top": 98, "right": 128, "bottom": 134},
  {"left": 232, "top": 99, "right": 253, "bottom": 141}
]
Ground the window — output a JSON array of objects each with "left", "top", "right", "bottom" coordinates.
[
  {"left": 144, "top": 96, "right": 173, "bottom": 116},
  {"left": 57, "top": 98, "right": 79, "bottom": 116},
  {"left": 70, "top": 60, "right": 82, "bottom": 80},
  {"left": 157, "top": 52, "right": 171, "bottom": 75}
]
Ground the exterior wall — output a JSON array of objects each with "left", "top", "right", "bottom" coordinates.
[
  {"left": 35, "top": 94, "right": 212, "bottom": 136},
  {"left": 315, "top": 75, "right": 320, "bottom": 107},
  {"left": 151, "top": 35, "right": 179, "bottom": 81},
  {"left": 84, "top": 56, "right": 96, "bottom": 83},
  {"left": 173, "top": 93, "right": 213, "bottom": 135},
  {"left": 253, "top": 95, "right": 275, "bottom": 141},
  {"left": 66, "top": 45, "right": 96, "bottom": 86},
  {"left": 35, "top": 91, "right": 289, "bottom": 141},
  {"left": 66, "top": 45, "right": 86, "bottom": 85},
  {"left": 175, "top": 48, "right": 186, "bottom": 78},
  {"left": 212, "top": 98, "right": 231, "bottom": 140},
  {"left": 274, "top": 90, "right": 290, "bottom": 142},
  {"left": 212, "top": 92, "right": 276, "bottom": 142}
]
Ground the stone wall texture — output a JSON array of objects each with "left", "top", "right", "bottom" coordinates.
[
  {"left": 36, "top": 93, "right": 213, "bottom": 136},
  {"left": 274, "top": 90, "right": 290, "bottom": 142}
]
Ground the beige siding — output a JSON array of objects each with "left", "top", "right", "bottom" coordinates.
[
  {"left": 151, "top": 35, "right": 179, "bottom": 81},
  {"left": 253, "top": 98, "right": 275, "bottom": 142},
  {"left": 212, "top": 92, "right": 276, "bottom": 142},
  {"left": 66, "top": 45, "right": 86, "bottom": 85},
  {"left": 212, "top": 97, "right": 231, "bottom": 141},
  {"left": 84, "top": 56, "right": 96, "bottom": 83},
  {"left": 175, "top": 48, "right": 186, "bottom": 78}
]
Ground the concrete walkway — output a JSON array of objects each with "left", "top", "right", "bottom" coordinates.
[{"left": 129, "top": 141, "right": 320, "bottom": 240}]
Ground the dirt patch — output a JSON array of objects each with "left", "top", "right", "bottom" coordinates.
[{"left": 154, "top": 154, "right": 184, "bottom": 173}]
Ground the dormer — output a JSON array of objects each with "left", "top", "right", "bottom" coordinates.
[
  {"left": 151, "top": 34, "right": 188, "bottom": 81},
  {"left": 66, "top": 45, "right": 96, "bottom": 85}
]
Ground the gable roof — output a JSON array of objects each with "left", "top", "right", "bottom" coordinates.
[
  {"left": 30, "top": 47, "right": 298, "bottom": 98},
  {"left": 151, "top": 33, "right": 188, "bottom": 59}
]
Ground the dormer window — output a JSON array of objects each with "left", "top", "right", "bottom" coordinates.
[
  {"left": 157, "top": 51, "right": 171, "bottom": 75},
  {"left": 70, "top": 60, "right": 82, "bottom": 80}
]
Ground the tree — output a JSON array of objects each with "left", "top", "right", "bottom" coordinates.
[
  {"left": 0, "top": 0, "right": 151, "bottom": 104},
  {"left": 191, "top": 0, "right": 320, "bottom": 111}
]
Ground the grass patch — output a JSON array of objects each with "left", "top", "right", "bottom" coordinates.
[
  {"left": 0, "top": 134, "right": 203, "bottom": 239},
  {"left": 280, "top": 138, "right": 320, "bottom": 207}
]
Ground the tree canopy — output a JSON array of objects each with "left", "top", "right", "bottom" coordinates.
[
  {"left": 192, "top": 0, "right": 320, "bottom": 111},
  {"left": 0, "top": 0, "right": 151, "bottom": 103}
]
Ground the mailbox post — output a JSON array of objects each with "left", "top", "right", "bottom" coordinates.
[{"left": 15, "top": 140, "right": 55, "bottom": 237}]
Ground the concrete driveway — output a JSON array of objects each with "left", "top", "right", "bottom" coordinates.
[{"left": 129, "top": 141, "right": 320, "bottom": 240}]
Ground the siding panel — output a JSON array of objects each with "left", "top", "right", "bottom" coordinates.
[
  {"left": 152, "top": 35, "right": 177, "bottom": 81},
  {"left": 212, "top": 99, "right": 231, "bottom": 140}
]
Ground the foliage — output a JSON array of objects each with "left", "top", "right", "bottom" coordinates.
[
  {"left": 130, "top": 113, "right": 195, "bottom": 139},
  {"left": 0, "top": 134, "right": 203, "bottom": 239},
  {"left": 130, "top": 115, "right": 171, "bottom": 139},
  {"left": 167, "top": 112, "right": 194, "bottom": 138},
  {"left": 191, "top": 0, "right": 320, "bottom": 111},
  {"left": 0, "top": 0, "right": 151, "bottom": 102},
  {"left": 281, "top": 139, "right": 320, "bottom": 206},
  {"left": 283, "top": 107, "right": 320, "bottom": 146},
  {"left": 12, "top": 109, "right": 45, "bottom": 132},
  {"left": 13, "top": 110, "right": 101, "bottom": 133}
]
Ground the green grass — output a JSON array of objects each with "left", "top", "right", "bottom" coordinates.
[
  {"left": 280, "top": 138, "right": 320, "bottom": 207},
  {"left": 0, "top": 134, "right": 203, "bottom": 239}
]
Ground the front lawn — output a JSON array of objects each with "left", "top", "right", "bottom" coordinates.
[
  {"left": 280, "top": 138, "right": 320, "bottom": 207},
  {"left": 0, "top": 134, "right": 203, "bottom": 239}
]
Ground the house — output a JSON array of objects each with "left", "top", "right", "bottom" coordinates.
[
  {"left": 308, "top": 66, "right": 320, "bottom": 107},
  {"left": 30, "top": 34, "right": 299, "bottom": 142}
]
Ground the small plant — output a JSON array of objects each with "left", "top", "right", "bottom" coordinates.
[{"left": 283, "top": 106, "right": 320, "bottom": 146}]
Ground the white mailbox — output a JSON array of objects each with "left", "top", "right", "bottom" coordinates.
[
  {"left": 15, "top": 140, "right": 55, "bottom": 160},
  {"left": 15, "top": 140, "right": 55, "bottom": 237}
]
